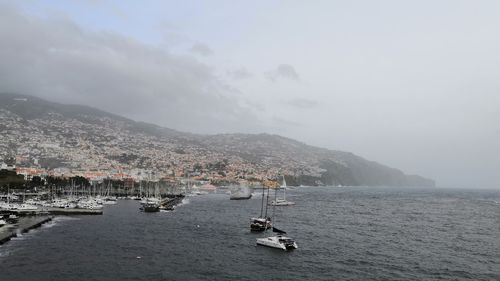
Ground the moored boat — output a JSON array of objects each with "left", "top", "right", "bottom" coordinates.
[
  {"left": 251, "top": 217, "right": 272, "bottom": 231},
  {"left": 142, "top": 202, "right": 160, "bottom": 212},
  {"left": 256, "top": 234, "right": 298, "bottom": 251},
  {"left": 270, "top": 176, "right": 295, "bottom": 206}
]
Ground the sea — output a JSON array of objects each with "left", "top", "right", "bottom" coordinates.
[{"left": 1, "top": 187, "right": 499, "bottom": 281}]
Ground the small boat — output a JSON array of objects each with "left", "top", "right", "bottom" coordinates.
[
  {"left": 142, "top": 202, "right": 160, "bottom": 212},
  {"left": 0, "top": 219, "right": 6, "bottom": 227},
  {"left": 7, "top": 214, "right": 19, "bottom": 224},
  {"left": 256, "top": 228, "right": 298, "bottom": 251}
]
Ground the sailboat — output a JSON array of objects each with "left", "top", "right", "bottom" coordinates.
[
  {"left": 250, "top": 185, "right": 272, "bottom": 232},
  {"left": 256, "top": 187, "right": 298, "bottom": 251},
  {"left": 270, "top": 176, "right": 295, "bottom": 206}
]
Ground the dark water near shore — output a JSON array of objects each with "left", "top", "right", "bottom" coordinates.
[{"left": 1, "top": 187, "right": 500, "bottom": 280}]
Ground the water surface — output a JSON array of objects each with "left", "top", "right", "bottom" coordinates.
[{"left": 1, "top": 187, "right": 499, "bottom": 280}]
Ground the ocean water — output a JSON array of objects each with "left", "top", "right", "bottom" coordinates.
[{"left": 1, "top": 187, "right": 499, "bottom": 281}]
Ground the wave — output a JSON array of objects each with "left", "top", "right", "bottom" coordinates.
[
  {"left": 178, "top": 198, "right": 190, "bottom": 207},
  {"left": 41, "top": 216, "right": 80, "bottom": 229}
]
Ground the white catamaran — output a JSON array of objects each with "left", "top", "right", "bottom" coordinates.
[{"left": 270, "top": 176, "right": 295, "bottom": 206}]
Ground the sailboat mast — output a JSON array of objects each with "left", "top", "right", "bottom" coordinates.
[
  {"left": 260, "top": 185, "right": 265, "bottom": 218},
  {"left": 282, "top": 175, "right": 286, "bottom": 201},
  {"left": 271, "top": 187, "right": 277, "bottom": 225},
  {"left": 264, "top": 185, "right": 270, "bottom": 220}
]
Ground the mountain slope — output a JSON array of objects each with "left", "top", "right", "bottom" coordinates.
[{"left": 0, "top": 93, "right": 434, "bottom": 187}]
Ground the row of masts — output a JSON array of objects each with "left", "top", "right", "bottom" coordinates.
[{"left": 42, "top": 180, "right": 194, "bottom": 199}]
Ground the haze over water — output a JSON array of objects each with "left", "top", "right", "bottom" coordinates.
[{"left": 1, "top": 187, "right": 499, "bottom": 281}]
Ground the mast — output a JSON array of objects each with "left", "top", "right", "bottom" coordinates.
[
  {"left": 282, "top": 175, "right": 287, "bottom": 201},
  {"left": 271, "top": 186, "right": 277, "bottom": 227},
  {"left": 264, "top": 185, "right": 271, "bottom": 230},
  {"left": 259, "top": 184, "right": 265, "bottom": 218}
]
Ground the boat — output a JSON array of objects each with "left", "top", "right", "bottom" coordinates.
[
  {"left": 7, "top": 214, "right": 18, "bottom": 224},
  {"left": 270, "top": 176, "right": 295, "bottom": 206},
  {"left": 250, "top": 185, "right": 272, "bottom": 232},
  {"left": 251, "top": 217, "right": 272, "bottom": 231},
  {"left": 256, "top": 233, "right": 298, "bottom": 251},
  {"left": 229, "top": 185, "right": 252, "bottom": 200},
  {"left": 142, "top": 201, "right": 160, "bottom": 212},
  {"left": 0, "top": 219, "right": 6, "bottom": 227},
  {"left": 256, "top": 227, "right": 298, "bottom": 251}
]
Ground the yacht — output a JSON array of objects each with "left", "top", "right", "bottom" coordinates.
[
  {"left": 270, "top": 176, "right": 295, "bottom": 206},
  {"left": 256, "top": 234, "right": 298, "bottom": 251},
  {"left": 142, "top": 201, "right": 160, "bottom": 212},
  {"left": 251, "top": 217, "right": 272, "bottom": 231},
  {"left": 270, "top": 197, "right": 295, "bottom": 206}
]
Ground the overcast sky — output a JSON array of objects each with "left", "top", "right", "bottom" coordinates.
[{"left": 1, "top": 1, "right": 499, "bottom": 188}]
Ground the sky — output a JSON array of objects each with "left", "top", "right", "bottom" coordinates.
[{"left": 1, "top": 0, "right": 499, "bottom": 188}]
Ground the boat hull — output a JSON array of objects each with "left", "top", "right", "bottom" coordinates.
[
  {"left": 270, "top": 201, "right": 295, "bottom": 206},
  {"left": 230, "top": 195, "right": 252, "bottom": 200}
]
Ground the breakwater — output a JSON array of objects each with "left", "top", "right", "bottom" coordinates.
[
  {"left": 0, "top": 216, "right": 53, "bottom": 245},
  {"left": 161, "top": 195, "right": 185, "bottom": 210},
  {"left": 10, "top": 208, "right": 103, "bottom": 216}
]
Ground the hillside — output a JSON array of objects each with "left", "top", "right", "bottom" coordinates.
[{"left": 0, "top": 93, "right": 434, "bottom": 187}]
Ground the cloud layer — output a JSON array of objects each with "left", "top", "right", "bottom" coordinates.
[
  {"left": 266, "top": 64, "right": 300, "bottom": 82},
  {"left": 190, "top": 42, "right": 213, "bottom": 56},
  {"left": 0, "top": 7, "right": 258, "bottom": 134}
]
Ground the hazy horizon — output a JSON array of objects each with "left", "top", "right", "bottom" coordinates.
[{"left": 1, "top": 1, "right": 499, "bottom": 188}]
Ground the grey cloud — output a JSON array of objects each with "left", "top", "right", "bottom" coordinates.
[
  {"left": 190, "top": 42, "right": 213, "bottom": 56},
  {"left": 266, "top": 64, "right": 300, "bottom": 82},
  {"left": 227, "top": 67, "right": 253, "bottom": 80},
  {"left": 286, "top": 98, "right": 318, "bottom": 109},
  {"left": 0, "top": 7, "right": 258, "bottom": 134}
]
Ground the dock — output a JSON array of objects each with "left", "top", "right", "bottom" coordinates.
[{"left": 0, "top": 216, "right": 53, "bottom": 245}]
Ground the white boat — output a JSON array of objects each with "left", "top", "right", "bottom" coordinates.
[
  {"left": 17, "top": 204, "right": 38, "bottom": 210},
  {"left": 103, "top": 199, "right": 117, "bottom": 205},
  {"left": 256, "top": 234, "right": 298, "bottom": 251},
  {"left": 270, "top": 176, "right": 295, "bottom": 206},
  {"left": 7, "top": 214, "right": 19, "bottom": 223},
  {"left": 0, "top": 219, "right": 6, "bottom": 227}
]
